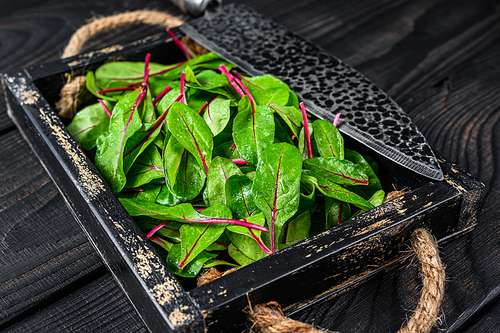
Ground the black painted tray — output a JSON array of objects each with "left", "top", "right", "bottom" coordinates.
[{"left": 2, "top": 4, "right": 483, "bottom": 333}]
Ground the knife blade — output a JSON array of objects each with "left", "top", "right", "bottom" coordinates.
[{"left": 180, "top": 3, "right": 444, "bottom": 181}]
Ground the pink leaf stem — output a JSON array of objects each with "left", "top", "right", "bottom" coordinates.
[
  {"left": 250, "top": 229, "right": 272, "bottom": 254},
  {"left": 231, "top": 159, "right": 248, "bottom": 165},
  {"left": 333, "top": 113, "right": 341, "bottom": 127},
  {"left": 231, "top": 70, "right": 264, "bottom": 90},
  {"left": 233, "top": 76, "right": 255, "bottom": 114},
  {"left": 97, "top": 86, "right": 136, "bottom": 94},
  {"left": 149, "top": 236, "right": 168, "bottom": 246},
  {"left": 144, "top": 53, "right": 151, "bottom": 76},
  {"left": 218, "top": 64, "right": 244, "bottom": 97},
  {"left": 143, "top": 67, "right": 150, "bottom": 87},
  {"left": 180, "top": 71, "right": 187, "bottom": 104},
  {"left": 153, "top": 85, "right": 172, "bottom": 107},
  {"left": 300, "top": 102, "right": 313, "bottom": 159},
  {"left": 197, "top": 101, "right": 209, "bottom": 115},
  {"left": 166, "top": 28, "right": 194, "bottom": 59},
  {"left": 182, "top": 217, "right": 268, "bottom": 232},
  {"left": 146, "top": 222, "right": 168, "bottom": 239},
  {"left": 195, "top": 207, "right": 207, "bottom": 212},
  {"left": 99, "top": 100, "right": 112, "bottom": 118},
  {"left": 123, "top": 93, "right": 182, "bottom": 158}
]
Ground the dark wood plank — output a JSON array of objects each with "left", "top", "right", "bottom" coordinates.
[
  {"left": 4, "top": 272, "right": 147, "bottom": 333},
  {"left": 0, "top": 129, "right": 104, "bottom": 325}
]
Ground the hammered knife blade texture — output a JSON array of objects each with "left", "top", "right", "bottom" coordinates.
[{"left": 180, "top": 4, "right": 444, "bottom": 181}]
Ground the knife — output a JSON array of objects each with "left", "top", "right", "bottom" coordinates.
[{"left": 180, "top": 3, "right": 444, "bottom": 181}]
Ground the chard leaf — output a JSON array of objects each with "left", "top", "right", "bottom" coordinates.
[
  {"left": 81, "top": 117, "right": 110, "bottom": 151},
  {"left": 225, "top": 174, "right": 258, "bottom": 219},
  {"left": 86, "top": 71, "right": 116, "bottom": 101},
  {"left": 253, "top": 143, "right": 302, "bottom": 252},
  {"left": 369, "top": 189, "right": 386, "bottom": 207},
  {"left": 203, "top": 99, "right": 231, "bottom": 136},
  {"left": 326, "top": 198, "right": 351, "bottom": 227},
  {"left": 304, "top": 157, "right": 369, "bottom": 186},
  {"left": 228, "top": 243, "right": 255, "bottom": 266},
  {"left": 233, "top": 98, "right": 274, "bottom": 165},
  {"left": 312, "top": 120, "right": 344, "bottom": 159},
  {"left": 206, "top": 157, "right": 242, "bottom": 206},
  {"left": 67, "top": 101, "right": 111, "bottom": 145},
  {"left": 250, "top": 87, "right": 289, "bottom": 106},
  {"left": 166, "top": 244, "right": 216, "bottom": 277},
  {"left": 95, "top": 89, "right": 144, "bottom": 193},
  {"left": 156, "top": 87, "right": 181, "bottom": 118},
  {"left": 117, "top": 183, "right": 161, "bottom": 202},
  {"left": 119, "top": 199, "right": 268, "bottom": 231},
  {"left": 227, "top": 213, "right": 270, "bottom": 260},
  {"left": 273, "top": 114, "right": 294, "bottom": 144},
  {"left": 344, "top": 149, "right": 382, "bottom": 197},
  {"left": 156, "top": 184, "right": 181, "bottom": 206},
  {"left": 203, "top": 259, "right": 239, "bottom": 268},
  {"left": 303, "top": 173, "right": 374, "bottom": 211},
  {"left": 95, "top": 61, "right": 179, "bottom": 89},
  {"left": 164, "top": 135, "right": 205, "bottom": 201},
  {"left": 298, "top": 120, "right": 313, "bottom": 160},
  {"left": 167, "top": 102, "right": 213, "bottom": 173},
  {"left": 280, "top": 210, "right": 311, "bottom": 249},
  {"left": 177, "top": 223, "right": 226, "bottom": 269},
  {"left": 125, "top": 144, "right": 164, "bottom": 188},
  {"left": 270, "top": 104, "right": 302, "bottom": 138}
]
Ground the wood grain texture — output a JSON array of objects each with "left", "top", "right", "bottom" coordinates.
[
  {"left": 0, "top": 0, "right": 499, "bottom": 331},
  {"left": 4, "top": 273, "right": 147, "bottom": 333},
  {"left": 0, "top": 130, "right": 104, "bottom": 325}
]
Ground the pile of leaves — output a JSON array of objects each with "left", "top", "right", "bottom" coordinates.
[{"left": 67, "top": 33, "right": 385, "bottom": 278}]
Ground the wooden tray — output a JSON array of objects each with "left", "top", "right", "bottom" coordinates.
[{"left": 2, "top": 4, "right": 483, "bottom": 333}]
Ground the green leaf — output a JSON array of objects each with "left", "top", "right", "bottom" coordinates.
[
  {"left": 312, "top": 120, "right": 344, "bottom": 159},
  {"left": 369, "top": 189, "right": 386, "bottom": 207},
  {"left": 67, "top": 101, "right": 111, "bottom": 145},
  {"left": 225, "top": 174, "right": 258, "bottom": 219},
  {"left": 95, "top": 89, "right": 144, "bottom": 193},
  {"left": 304, "top": 157, "right": 369, "bottom": 186},
  {"left": 228, "top": 243, "right": 255, "bottom": 266},
  {"left": 326, "top": 198, "right": 351, "bottom": 227},
  {"left": 206, "top": 157, "right": 242, "bottom": 206},
  {"left": 344, "top": 149, "right": 382, "bottom": 197},
  {"left": 125, "top": 144, "right": 164, "bottom": 188},
  {"left": 156, "top": 184, "right": 181, "bottom": 206},
  {"left": 253, "top": 143, "right": 302, "bottom": 252},
  {"left": 166, "top": 244, "right": 216, "bottom": 277},
  {"left": 303, "top": 172, "right": 374, "bottom": 211},
  {"left": 203, "top": 259, "right": 239, "bottom": 269},
  {"left": 86, "top": 71, "right": 117, "bottom": 101},
  {"left": 177, "top": 223, "right": 226, "bottom": 269},
  {"left": 117, "top": 183, "right": 161, "bottom": 202},
  {"left": 270, "top": 104, "right": 302, "bottom": 138},
  {"left": 167, "top": 102, "right": 213, "bottom": 173},
  {"left": 233, "top": 98, "right": 275, "bottom": 165},
  {"left": 280, "top": 210, "right": 311, "bottom": 249},
  {"left": 164, "top": 135, "right": 205, "bottom": 201},
  {"left": 203, "top": 99, "right": 231, "bottom": 136}
]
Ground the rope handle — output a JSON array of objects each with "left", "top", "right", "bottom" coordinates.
[
  {"left": 56, "top": 10, "right": 186, "bottom": 118},
  {"left": 242, "top": 228, "right": 445, "bottom": 333}
]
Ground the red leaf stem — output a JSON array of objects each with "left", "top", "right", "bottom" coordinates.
[
  {"left": 146, "top": 222, "right": 168, "bottom": 239},
  {"left": 249, "top": 229, "right": 272, "bottom": 254},
  {"left": 97, "top": 86, "right": 136, "bottom": 94},
  {"left": 123, "top": 93, "right": 182, "bottom": 158},
  {"left": 218, "top": 64, "right": 244, "bottom": 97},
  {"left": 182, "top": 217, "right": 268, "bottom": 232},
  {"left": 166, "top": 28, "right": 194, "bottom": 59},
  {"left": 231, "top": 70, "right": 264, "bottom": 90},
  {"left": 197, "top": 101, "right": 209, "bottom": 115},
  {"left": 231, "top": 159, "right": 248, "bottom": 165},
  {"left": 144, "top": 53, "right": 151, "bottom": 79},
  {"left": 300, "top": 102, "right": 313, "bottom": 159},
  {"left": 333, "top": 113, "right": 341, "bottom": 127},
  {"left": 99, "top": 100, "right": 112, "bottom": 118},
  {"left": 233, "top": 76, "right": 255, "bottom": 114},
  {"left": 149, "top": 236, "right": 169, "bottom": 247},
  {"left": 180, "top": 71, "right": 187, "bottom": 104},
  {"left": 153, "top": 85, "right": 172, "bottom": 107}
]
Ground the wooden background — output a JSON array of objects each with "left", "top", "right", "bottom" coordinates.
[{"left": 0, "top": 0, "right": 499, "bottom": 332}]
